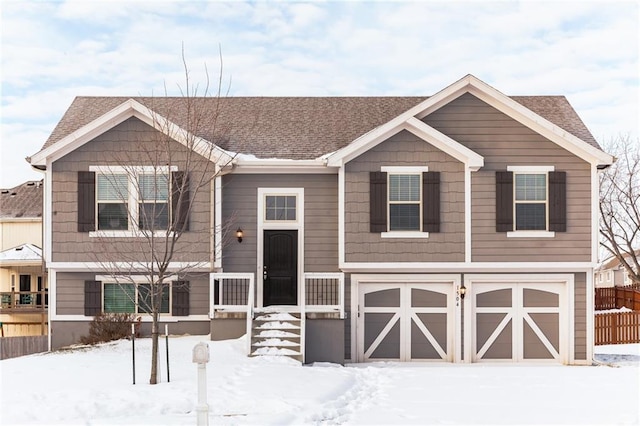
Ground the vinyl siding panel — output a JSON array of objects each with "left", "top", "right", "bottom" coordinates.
[
  {"left": 345, "top": 130, "right": 465, "bottom": 263},
  {"left": 221, "top": 174, "right": 339, "bottom": 274},
  {"left": 422, "top": 93, "right": 592, "bottom": 262},
  {"left": 50, "top": 117, "right": 212, "bottom": 263}
]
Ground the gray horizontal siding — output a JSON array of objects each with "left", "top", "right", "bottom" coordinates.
[
  {"left": 221, "top": 174, "right": 339, "bottom": 274},
  {"left": 50, "top": 117, "right": 212, "bottom": 263},
  {"left": 345, "top": 130, "right": 465, "bottom": 263},
  {"left": 423, "top": 93, "right": 592, "bottom": 262}
]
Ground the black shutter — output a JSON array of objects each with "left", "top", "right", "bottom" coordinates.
[
  {"left": 172, "top": 171, "right": 190, "bottom": 232},
  {"left": 549, "top": 171, "right": 567, "bottom": 232},
  {"left": 370, "top": 172, "right": 387, "bottom": 233},
  {"left": 172, "top": 281, "right": 190, "bottom": 316},
  {"left": 496, "top": 171, "right": 513, "bottom": 232},
  {"left": 78, "top": 171, "right": 96, "bottom": 232},
  {"left": 84, "top": 280, "right": 101, "bottom": 316},
  {"left": 423, "top": 172, "right": 440, "bottom": 233}
]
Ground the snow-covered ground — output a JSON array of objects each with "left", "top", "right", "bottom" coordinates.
[{"left": 1, "top": 335, "right": 638, "bottom": 425}]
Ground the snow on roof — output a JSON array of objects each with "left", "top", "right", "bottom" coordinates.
[{"left": 0, "top": 243, "right": 42, "bottom": 263}]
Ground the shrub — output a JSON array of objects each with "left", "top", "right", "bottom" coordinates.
[{"left": 80, "top": 312, "right": 138, "bottom": 345}]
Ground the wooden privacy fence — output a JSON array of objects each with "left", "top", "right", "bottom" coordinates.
[
  {"left": 0, "top": 336, "right": 48, "bottom": 360},
  {"left": 595, "top": 286, "right": 640, "bottom": 311},
  {"left": 595, "top": 311, "right": 640, "bottom": 345}
]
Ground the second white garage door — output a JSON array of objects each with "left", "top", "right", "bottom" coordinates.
[
  {"left": 357, "top": 281, "right": 456, "bottom": 362},
  {"left": 468, "top": 280, "right": 568, "bottom": 363}
]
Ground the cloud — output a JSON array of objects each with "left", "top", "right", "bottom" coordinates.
[{"left": 0, "top": 0, "right": 638, "bottom": 187}]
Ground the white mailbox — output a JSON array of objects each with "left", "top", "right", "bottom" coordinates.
[{"left": 192, "top": 342, "right": 210, "bottom": 364}]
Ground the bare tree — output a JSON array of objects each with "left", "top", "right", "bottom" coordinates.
[
  {"left": 92, "top": 50, "right": 236, "bottom": 384},
  {"left": 599, "top": 135, "right": 640, "bottom": 285}
]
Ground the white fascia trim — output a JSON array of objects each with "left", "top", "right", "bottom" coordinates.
[
  {"left": 51, "top": 314, "right": 210, "bottom": 322},
  {"left": 406, "top": 75, "right": 613, "bottom": 167},
  {"left": 232, "top": 160, "right": 338, "bottom": 174},
  {"left": 46, "top": 262, "right": 211, "bottom": 272},
  {"left": 464, "top": 83, "right": 613, "bottom": 167},
  {"left": 327, "top": 75, "right": 476, "bottom": 167},
  {"left": 591, "top": 164, "right": 599, "bottom": 263},
  {"left": 338, "top": 167, "right": 345, "bottom": 267},
  {"left": 44, "top": 159, "right": 53, "bottom": 264},
  {"left": 214, "top": 170, "right": 222, "bottom": 269},
  {"left": 326, "top": 117, "right": 485, "bottom": 170},
  {"left": 339, "top": 262, "right": 595, "bottom": 273},
  {"left": 404, "top": 117, "right": 484, "bottom": 170},
  {"left": 30, "top": 99, "right": 233, "bottom": 166},
  {"left": 465, "top": 167, "right": 472, "bottom": 263}
]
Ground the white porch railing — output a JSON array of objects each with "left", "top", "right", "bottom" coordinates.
[
  {"left": 210, "top": 271, "right": 344, "bottom": 359},
  {"left": 210, "top": 273, "right": 255, "bottom": 355},
  {"left": 303, "top": 272, "right": 345, "bottom": 319}
]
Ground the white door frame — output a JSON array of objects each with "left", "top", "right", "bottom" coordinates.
[{"left": 256, "top": 188, "right": 304, "bottom": 308}]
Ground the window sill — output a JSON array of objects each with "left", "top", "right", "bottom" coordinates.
[
  {"left": 507, "top": 231, "right": 555, "bottom": 238},
  {"left": 381, "top": 231, "right": 429, "bottom": 239},
  {"left": 89, "top": 230, "right": 169, "bottom": 238}
]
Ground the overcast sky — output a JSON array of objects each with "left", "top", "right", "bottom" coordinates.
[{"left": 1, "top": 0, "right": 638, "bottom": 188}]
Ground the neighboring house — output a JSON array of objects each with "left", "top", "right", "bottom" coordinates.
[
  {"left": 596, "top": 250, "right": 640, "bottom": 288},
  {"left": 28, "top": 75, "right": 613, "bottom": 364},
  {"left": 0, "top": 180, "right": 47, "bottom": 336}
]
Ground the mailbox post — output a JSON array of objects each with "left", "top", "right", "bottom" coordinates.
[{"left": 192, "top": 342, "right": 210, "bottom": 426}]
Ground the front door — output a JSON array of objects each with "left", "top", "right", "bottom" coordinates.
[{"left": 263, "top": 230, "right": 298, "bottom": 306}]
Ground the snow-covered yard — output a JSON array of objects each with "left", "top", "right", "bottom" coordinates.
[{"left": 1, "top": 335, "right": 638, "bottom": 425}]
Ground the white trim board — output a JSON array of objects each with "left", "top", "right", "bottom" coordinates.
[
  {"left": 340, "top": 262, "right": 595, "bottom": 273},
  {"left": 327, "top": 74, "right": 613, "bottom": 169},
  {"left": 29, "top": 99, "right": 233, "bottom": 166}
]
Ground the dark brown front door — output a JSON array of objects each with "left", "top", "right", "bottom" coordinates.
[{"left": 263, "top": 230, "right": 297, "bottom": 306}]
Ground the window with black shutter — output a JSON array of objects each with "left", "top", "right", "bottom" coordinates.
[
  {"left": 496, "top": 169, "right": 567, "bottom": 233},
  {"left": 369, "top": 169, "right": 440, "bottom": 234}
]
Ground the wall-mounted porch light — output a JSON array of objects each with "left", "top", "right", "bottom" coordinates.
[
  {"left": 459, "top": 284, "right": 467, "bottom": 299},
  {"left": 236, "top": 228, "right": 244, "bottom": 243}
]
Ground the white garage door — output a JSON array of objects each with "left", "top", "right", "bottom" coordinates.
[
  {"left": 357, "top": 282, "right": 455, "bottom": 362},
  {"left": 470, "top": 282, "right": 567, "bottom": 363}
]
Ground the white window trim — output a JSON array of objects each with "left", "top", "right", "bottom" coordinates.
[
  {"left": 89, "top": 165, "right": 177, "bottom": 238},
  {"left": 263, "top": 194, "right": 299, "bottom": 223},
  {"left": 507, "top": 165, "right": 555, "bottom": 235},
  {"left": 382, "top": 166, "right": 429, "bottom": 237},
  {"left": 507, "top": 230, "right": 555, "bottom": 238},
  {"left": 381, "top": 231, "right": 429, "bottom": 239},
  {"left": 96, "top": 274, "right": 173, "bottom": 315}
]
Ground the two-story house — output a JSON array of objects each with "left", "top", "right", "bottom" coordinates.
[
  {"left": 596, "top": 250, "right": 640, "bottom": 288},
  {"left": 0, "top": 180, "right": 47, "bottom": 336},
  {"left": 28, "top": 75, "right": 613, "bottom": 364}
]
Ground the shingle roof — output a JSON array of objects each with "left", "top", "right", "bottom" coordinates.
[
  {"left": 600, "top": 249, "right": 640, "bottom": 270},
  {"left": 39, "top": 94, "right": 602, "bottom": 160},
  {"left": 0, "top": 180, "right": 43, "bottom": 219}
]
